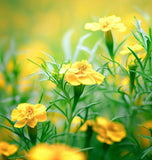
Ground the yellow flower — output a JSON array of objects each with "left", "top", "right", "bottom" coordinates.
[
  {"left": 0, "top": 142, "right": 18, "bottom": 157},
  {"left": 11, "top": 103, "right": 47, "bottom": 128},
  {"left": 64, "top": 60, "right": 104, "bottom": 86},
  {"left": 138, "top": 121, "right": 152, "bottom": 148},
  {"left": 27, "top": 143, "right": 86, "bottom": 160},
  {"left": 70, "top": 116, "right": 83, "bottom": 133},
  {"left": 59, "top": 63, "right": 71, "bottom": 75},
  {"left": 93, "top": 117, "right": 126, "bottom": 145},
  {"left": 120, "top": 43, "right": 143, "bottom": 55},
  {"left": 85, "top": 15, "right": 126, "bottom": 32},
  {"left": 0, "top": 73, "right": 6, "bottom": 89},
  {"left": 80, "top": 120, "right": 95, "bottom": 132}
]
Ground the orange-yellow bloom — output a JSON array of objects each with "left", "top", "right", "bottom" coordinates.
[
  {"left": 138, "top": 121, "right": 152, "bottom": 148},
  {"left": 93, "top": 117, "right": 126, "bottom": 145},
  {"left": 0, "top": 141, "right": 18, "bottom": 157},
  {"left": 27, "top": 143, "right": 86, "bottom": 160},
  {"left": 61, "top": 60, "right": 104, "bottom": 86},
  {"left": 11, "top": 103, "right": 47, "bottom": 128},
  {"left": 85, "top": 15, "right": 126, "bottom": 32}
]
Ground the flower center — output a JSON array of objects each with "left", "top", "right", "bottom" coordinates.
[
  {"left": 26, "top": 106, "right": 34, "bottom": 118},
  {"left": 78, "top": 63, "right": 87, "bottom": 72},
  {"left": 103, "top": 22, "right": 109, "bottom": 28}
]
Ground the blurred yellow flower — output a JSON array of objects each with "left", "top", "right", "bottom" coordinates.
[
  {"left": 27, "top": 143, "right": 86, "bottom": 160},
  {"left": 0, "top": 73, "right": 5, "bottom": 89},
  {"left": 85, "top": 15, "right": 126, "bottom": 32},
  {"left": 139, "top": 121, "right": 152, "bottom": 148},
  {"left": 93, "top": 117, "right": 126, "bottom": 145},
  {"left": 120, "top": 43, "right": 143, "bottom": 55},
  {"left": 48, "top": 112, "right": 66, "bottom": 132},
  {"left": 70, "top": 116, "right": 83, "bottom": 133},
  {"left": 80, "top": 120, "right": 95, "bottom": 132},
  {"left": 11, "top": 103, "right": 47, "bottom": 128},
  {"left": 64, "top": 60, "right": 104, "bottom": 86},
  {"left": 0, "top": 142, "right": 18, "bottom": 157}
]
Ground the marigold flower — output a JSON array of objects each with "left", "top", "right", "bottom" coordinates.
[
  {"left": 85, "top": 15, "right": 126, "bottom": 32},
  {"left": 61, "top": 60, "right": 104, "bottom": 86},
  {"left": 138, "top": 121, "right": 152, "bottom": 148},
  {"left": 27, "top": 143, "right": 86, "bottom": 160},
  {"left": 93, "top": 117, "right": 126, "bottom": 145},
  {"left": 11, "top": 103, "right": 47, "bottom": 128},
  {"left": 0, "top": 142, "right": 18, "bottom": 157}
]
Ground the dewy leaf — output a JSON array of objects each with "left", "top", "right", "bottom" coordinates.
[{"left": 62, "top": 29, "right": 74, "bottom": 61}]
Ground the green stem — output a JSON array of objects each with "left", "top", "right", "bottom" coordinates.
[
  {"left": 66, "top": 85, "right": 85, "bottom": 144},
  {"left": 28, "top": 125, "right": 37, "bottom": 145}
]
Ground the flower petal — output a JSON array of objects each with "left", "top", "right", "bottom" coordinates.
[
  {"left": 27, "top": 118, "right": 37, "bottom": 128},
  {"left": 35, "top": 112, "right": 47, "bottom": 122},
  {"left": 11, "top": 109, "right": 22, "bottom": 121},
  {"left": 34, "top": 104, "right": 46, "bottom": 112},
  {"left": 78, "top": 75, "right": 96, "bottom": 85},
  {"left": 14, "top": 118, "right": 27, "bottom": 128},
  {"left": 65, "top": 73, "right": 80, "bottom": 86}
]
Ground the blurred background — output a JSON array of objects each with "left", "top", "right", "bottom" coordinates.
[{"left": 0, "top": 0, "right": 151, "bottom": 58}]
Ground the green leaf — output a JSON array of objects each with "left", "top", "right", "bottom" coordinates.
[
  {"left": 114, "top": 35, "right": 130, "bottom": 55},
  {"left": 140, "top": 135, "right": 152, "bottom": 142},
  {"left": 141, "top": 146, "right": 152, "bottom": 159},
  {"left": 127, "top": 47, "right": 144, "bottom": 70},
  {"left": 50, "top": 104, "right": 67, "bottom": 117},
  {"left": 0, "top": 124, "right": 14, "bottom": 132},
  {"left": 40, "top": 50, "right": 56, "bottom": 63},
  {"left": 0, "top": 113, "right": 14, "bottom": 126},
  {"left": 62, "top": 29, "right": 74, "bottom": 60},
  {"left": 27, "top": 58, "right": 41, "bottom": 67},
  {"left": 73, "top": 101, "right": 101, "bottom": 118},
  {"left": 78, "top": 147, "right": 95, "bottom": 152}
]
